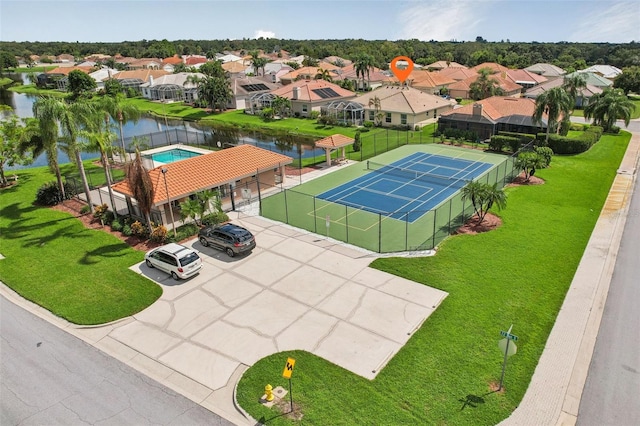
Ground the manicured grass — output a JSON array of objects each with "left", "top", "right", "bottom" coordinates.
[
  {"left": 0, "top": 77, "right": 13, "bottom": 87},
  {"left": 0, "top": 161, "right": 162, "bottom": 325},
  {"left": 236, "top": 132, "right": 630, "bottom": 425},
  {"left": 8, "top": 84, "right": 69, "bottom": 97},
  {"left": 572, "top": 98, "right": 640, "bottom": 120},
  {"left": 7, "top": 66, "right": 57, "bottom": 73}
]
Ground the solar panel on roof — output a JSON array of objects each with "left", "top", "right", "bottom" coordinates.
[
  {"left": 312, "top": 88, "right": 340, "bottom": 99},
  {"left": 241, "top": 84, "right": 270, "bottom": 92}
]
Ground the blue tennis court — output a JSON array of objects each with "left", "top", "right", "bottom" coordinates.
[{"left": 317, "top": 152, "right": 494, "bottom": 222}]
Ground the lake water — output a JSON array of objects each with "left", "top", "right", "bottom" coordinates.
[{"left": 1, "top": 73, "right": 322, "bottom": 170}]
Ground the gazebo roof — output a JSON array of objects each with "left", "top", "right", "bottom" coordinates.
[{"left": 315, "top": 134, "right": 355, "bottom": 149}]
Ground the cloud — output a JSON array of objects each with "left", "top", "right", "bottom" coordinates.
[
  {"left": 570, "top": 2, "right": 640, "bottom": 42},
  {"left": 253, "top": 29, "right": 276, "bottom": 39},
  {"left": 397, "top": 0, "right": 491, "bottom": 41}
]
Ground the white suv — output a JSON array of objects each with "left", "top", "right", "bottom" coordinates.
[{"left": 145, "top": 243, "right": 202, "bottom": 280}]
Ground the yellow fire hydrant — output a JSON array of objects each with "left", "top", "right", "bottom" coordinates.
[{"left": 264, "top": 384, "right": 275, "bottom": 402}]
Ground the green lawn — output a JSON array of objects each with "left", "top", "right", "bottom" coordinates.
[
  {"left": 572, "top": 97, "right": 640, "bottom": 120},
  {"left": 8, "top": 84, "right": 70, "bottom": 97},
  {"left": 6, "top": 66, "right": 57, "bottom": 73},
  {"left": 0, "top": 161, "right": 162, "bottom": 325},
  {"left": 236, "top": 132, "right": 630, "bottom": 425}
]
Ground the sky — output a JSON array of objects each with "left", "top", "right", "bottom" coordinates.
[{"left": 1, "top": 0, "right": 639, "bottom": 43}]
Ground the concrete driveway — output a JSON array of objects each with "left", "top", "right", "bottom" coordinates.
[{"left": 109, "top": 214, "right": 447, "bottom": 394}]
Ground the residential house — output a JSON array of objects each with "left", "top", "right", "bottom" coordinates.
[
  {"left": 55, "top": 54, "right": 75, "bottom": 63},
  {"left": 162, "top": 55, "right": 183, "bottom": 73},
  {"left": 471, "top": 62, "right": 510, "bottom": 74},
  {"left": 36, "top": 66, "right": 93, "bottom": 90},
  {"left": 216, "top": 53, "right": 243, "bottom": 63},
  {"left": 524, "top": 63, "right": 566, "bottom": 79},
  {"left": 140, "top": 72, "right": 202, "bottom": 103},
  {"left": 581, "top": 65, "right": 622, "bottom": 80},
  {"left": 279, "top": 64, "right": 341, "bottom": 85},
  {"left": 89, "top": 68, "right": 120, "bottom": 91},
  {"left": 228, "top": 76, "right": 281, "bottom": 109},
  {"left": 111, "top": 145, "right": 292, "bottom": 229},
  {"left": 564, "top": 71, "right": 614, "bottom": 89},
  {"left": 321, "top": 56, "right": 353, "bottom": 67},
  {"left": 386, "top": 70, "right": 456, "bottom": 95},
  {"left": 76, "top": 60, "right": 97, "bottom": 68},
  {"left": 503, "top": 69, "right": 548, "bottom": 90},
  {"left": 328, "top": 63, "right": 388, "bottom": 91},
  {"left": 438, "top": 96, "right": 547, "bottom": 140},
  {"left": 447, "top": 74, "right": 522, "bottom": 100},
  {"left": 437, "top": 67, "right": 478, "bottom": 82},
  {"left": 84, "top": 53, "right": 112, "bottom": 62},
  {"left": 222, "top": 61, "right": 249, "bottom": 77},
  {"left": 111, "top": 69, "right": 170, "bottom": 93},
  {"left": 269, "top": 80, "right": 356, "bottom": 117},
  {"left": 354, "top": 86, "right": 457, "bottom": 129},
  {"left": 126, "top": 58, "right": 162, "bottom": 70},
  {"left": 184, "top": 55, "right": 208, "bottom": 69},
  {"left": 524, "top": 78, "right": 603, "bottom": 108},
  {"left": 424, "top": 60, "right": 467, "bottom": 71},
  {"left": 246, "top": 63, "right": 294, "bottom": 83}
]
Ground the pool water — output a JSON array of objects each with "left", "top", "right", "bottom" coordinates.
[{"left": 149, "top": 149, "right": 202, "bottom": 164}]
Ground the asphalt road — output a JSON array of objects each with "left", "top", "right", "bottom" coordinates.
[
  {"left": 0, "top": 297, "right": 234, "bottom": 426},
  {"left": 577, "top": 170, "right": 640, "bottom": 425}
]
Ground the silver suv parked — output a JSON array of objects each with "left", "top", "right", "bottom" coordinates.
[
  {"left": 198, "top": 223, "right": 256, "bottom": 257},
  {"left": 145, "top": 243, "right": 202, "bottom": 280}
]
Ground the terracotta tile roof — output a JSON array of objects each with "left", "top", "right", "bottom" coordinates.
[
  {"left": 387, "top": 70, "right": 456, "bottom": 88},
  {"left": 440, "top": 96, "right": 541, "bottom": 121},
  {"left": 279, "top": 65, "right": 341, "bottom": 82},
  {"left": 504, "top": 69, "right": 547, "bottom": 85},
  {"left": 471, "top": 62, "right": 510, "bottom": 74},
  {"left": 329, "top": 63, "right": 387, "bottom": 82},
  {"left": 315, "top": 134, "right": 355, "bottom": 149},
  {"left": 185, "top": 56, "right": 207, "bottom": 66},
  {"left": 447, "top": 74, "right": 522, "bottom": 93},
  {"left": 162, "top": 55, "right": 183, "bottom": 65},
  {"left": 525, "top": 63, "right": 566, "bottom": 77},
  {"left": 270, "top": 80, "right": 356, "bottom": 102},
  {"left": 45, "top": 66, "right": 93, "bottom": 75},
  {"left": 437, "top": 67, "right": 478, "bottom": 81},
  {"left": 112, "top": 69, "right": 169, "bottom": 82},
  {"left": 112, "top": 145, "right": 292, "bottom": 205}
]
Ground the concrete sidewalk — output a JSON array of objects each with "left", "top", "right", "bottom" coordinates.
[{"left": 500, "top": 132, "right": 640, "bottom": 426}]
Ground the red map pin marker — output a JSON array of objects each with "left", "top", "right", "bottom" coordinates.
[{"left": 390, "top": 56, "right": 414, "bottom": 84}]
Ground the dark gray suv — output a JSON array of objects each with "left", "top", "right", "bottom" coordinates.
[{"left": 198, "top": 223, "right": 256, "bottom": 257}]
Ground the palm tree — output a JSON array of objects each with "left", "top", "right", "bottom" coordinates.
[
  {"left": 0, "top": 110, "right": 39, "bottom": 186},
  {"left": 315, "top": 68, "right": 333, "bottom": 82},
  {"left": 99, "top": 93, "right": 141, "bottom": 158},
  {"left": 515, "top": 151, "right": 544, "bottom": 182},
  {"left": 80, "top": 121, "right": 119, "bottom": 217},
  {"left": 354, "top": 53, "right": 375, "bottom": 91},
  {"left": 469, "top": 68, "right": 504, "bottom": 100},
  {"left": 461, "top": 181, "right": 507, "bottom": 223},
  {"left": 368, "top": 96, "right": 382, "bottom": 126},
  {"left": 125, "top": 147, "right": 155, "bottom": 231},
  {"left": 32, "top": 96, "right": 67, "bottom": 198},
  {"left": 533, "top": 87, "right": 573, "bottom": 145},
  {"left": 584, "top": 88, "right": 636, "bottom": 131},
  {"left": 562, "top": 73, "right": 587, "bottom": 109}
]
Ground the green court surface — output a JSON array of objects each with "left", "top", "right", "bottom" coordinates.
[{"left": 260, "top": 145, "right": 518, "bottom": 253}]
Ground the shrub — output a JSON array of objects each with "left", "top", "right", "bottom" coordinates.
[
  {"left": 317, "top": 114, "right": 337, "bottom": 126},
  {"left": 309, "top": 111, "right": 320, "bottom": 120},
  {"left": 489, "top": 135, "right": 519, "bottom": 152},
  {"left": 606, "top": 125, "right": 620, "bottom": 134},
  {"left": 93, "top": 203, "right": 108, "bottom": 219},
  {"left": 35, "top": 181, "right": 76, "bottom": 206},
  {"left": 455, "top": 97, "right": 462, "bottom": 104},
  {"left": 150, "top": 225, "right": 168, "bottom": 243},
  {"left": 359, "top": 127, "right": 370, "bottom": 133},
  {"left": 543, "top": 132, "right": 598, "bottom": 154},
  {"left": 110, "top": 219, "right": 123, "bottom": 232},
  {"left": 122, "top": 224, "right": 132, "bottom": 236},
  {"left": 507, "top": 137, "right": 521, "bottom": 153},
  {"left": 569, "top": 123, "right": 587, "bottom": 131},
  {"left": 585, "top": 125, "right": 603, "bottom": 140},
  {"left": 363, "top": 121, "right": 374, "bottom": 128},
  {"left": 202, "top": 212, "right": 229, "bottom": 226},
  {"left": 102, "top": 210, "right": 115, "bottom": 225},
  {"left": 559, "top": 120, "right": 571, "bottom": 136},
  {"left": 534, "top": 146, "right": 554, "bottom": 168},
  {"left": 167, "top": 223, "right": 199, "bottom": 243},
  {"left": 80, "top": 205, "right": 91, "bottom": 215},
  {"left": 130, "top": 220, "right": 146, "bottom": 237}
]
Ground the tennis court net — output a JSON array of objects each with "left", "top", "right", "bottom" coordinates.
[{"left": 366, "top": 160, "right": 470, "bottom": 184}]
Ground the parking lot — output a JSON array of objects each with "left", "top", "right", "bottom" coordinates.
[{"left": 109, "top": 213, "right": 448, "bottom": 392}]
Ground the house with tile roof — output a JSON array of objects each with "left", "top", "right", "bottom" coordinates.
[
  {"left": 279, "top": 64, "right": 341, "bottom": 85},
  {"left": 36, "top": 66, "right": 93, "bottom": 90},
  {"left": 321, "top": 56, "right": 353, "bottom": 67},
  {"left": 471, "top": 62, "right": 510, "bottom": 74},
  {"left": 504, "top": 69, "right": 547, "bottom": 90},
  {"left": 524, "top": 78, "right": 603, "bottom": 108},
  {"left": 564, "top": 71, "right": 614, "bottom": 89},
  {"left": 269, "top": 80, "right": 356, "bottom": 117},
  {"left": 581, "top": 65, "right": 622, "bottom": 79},
  {"left": 245, "top": 63, "right": 294, "bottom": 83},
  {"left": 111, "top": 69, "right": 170, "bottom": 93},
  {"left": 229, "top": 76, "right": 281, "bottom": 109},
  {"left": 126, "top": 58, "right": 162, "bottom": 70},
  {"left": 424, "top": 61, "right": 467, "bottom": 71},
  {"left": 184, "top": 56, "right": 208, "bottom": 67},
  {"left": 437, "top": 67, "right": 478, "bottom": 82},
  {"left": 328, "top": 63, "right": 388, "bottom": 91},
  {"left": 354, "top": 86, "right": 457, "bottom": 129},
  {"left": 140, "top": 72, "right": 203, "bottom": 103},
  {"left": 222, "top": 60, "right": 249, "bottom": 76},
  {"left": 438, "top": 96, "right": 547, "bottom": 140},
  {"left": 447, "top": 74, "right": 522, "bottom": 100},
  {"left": 524, "top": 63, "right": 566, "bottom": 79},
  {"left": 386, "top": 70, "right": 456, "bottom": 95},
  {"left": 111, "top": 145, "right": 292, "bottom": 230}
]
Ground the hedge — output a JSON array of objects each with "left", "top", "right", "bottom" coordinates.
[
  {"left": 489, "top": 135, "right": 519, "bottom": 152},
  {"left": 536, "top": 130, "right": 598, "bottom": 154}
]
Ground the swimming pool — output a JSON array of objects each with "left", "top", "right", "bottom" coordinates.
[{"left": 147, "top": 148, "right": 202, "bottom": 164}]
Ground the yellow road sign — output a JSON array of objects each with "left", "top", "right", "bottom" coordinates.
[{"left": 282, "top": 357, "right": 296, "bottom": 379}]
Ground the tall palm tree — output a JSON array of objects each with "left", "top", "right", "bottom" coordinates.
[
  {"left": 469, "top": 68, "right": 504, "bottom": 100},
  {"left": 315, "top": 68, "right": 333, "bottom": 82},
  {"left": 125, "top": 146, "right": 155, "bottom": 231},
  {"left": 32, "top": 96, "right": 67, "bottom": 198},
  {"left": 584, "top": 88, "right": 636, "bottom": 131},
  {"left": 354, "top": 53, "right": 375, "bottom": 91},
  {"left": 99, "top": 93, "right": 141, "bottom": 158},
  {"left": 80, "top": 121, "right": 119, "bottom": 217},
  {"left": 562, "top": 73, "right": 587, "bottom": 109},
  {"left": 368, "top": 96, "right": 382, "bottom": 126},
  {"left": 533, "top": 87, "right": 573, "bottom": 145},
  {"left": 57, "top": 99, "right": 97, "bottom": 213}
]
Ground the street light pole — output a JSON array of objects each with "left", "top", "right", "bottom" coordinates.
[{"left": 161, "top": 168, "right": 177, "bottom": 238}]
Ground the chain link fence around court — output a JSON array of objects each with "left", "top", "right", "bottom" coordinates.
[{"left": 259, "top": 155, "right": 520, "bottom": 253}]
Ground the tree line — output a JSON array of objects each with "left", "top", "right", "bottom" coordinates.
[{"left": 1, "top": 39, "right": 639, "bottom": 71}]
